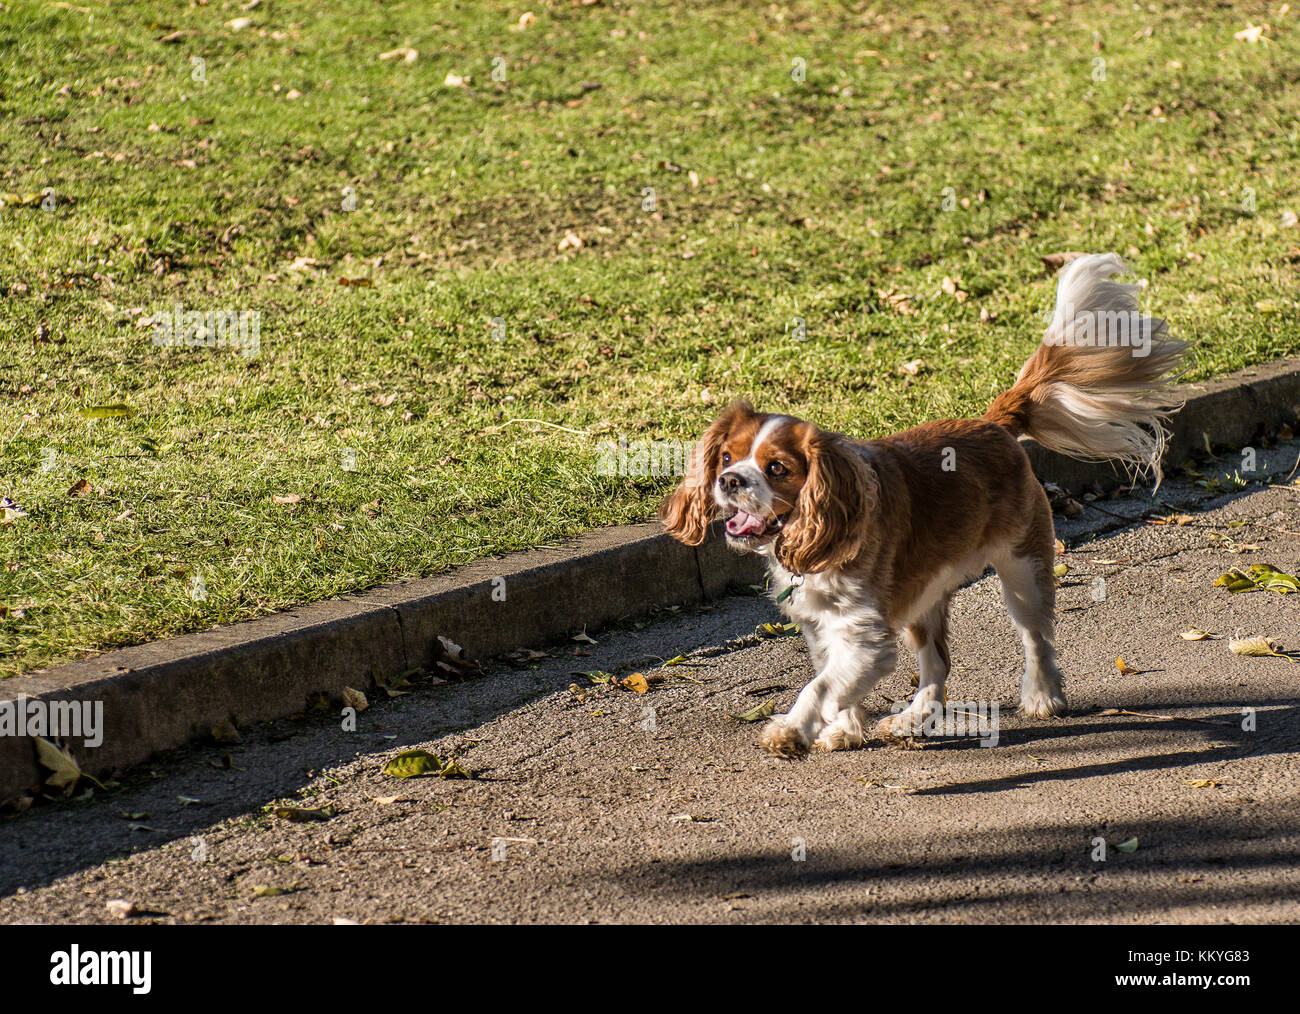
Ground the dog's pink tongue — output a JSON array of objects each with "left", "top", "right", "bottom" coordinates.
[{"left": 726, "top": 511, "right": 767, "bottom": 536}]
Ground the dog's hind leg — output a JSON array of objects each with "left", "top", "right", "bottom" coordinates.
[{"left": 994, "top": 532, "right": 1067, "bottom": 719}]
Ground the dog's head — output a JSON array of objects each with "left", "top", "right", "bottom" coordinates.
[{"left": 659, "top": 401, "right": 878, "bottom": 574}]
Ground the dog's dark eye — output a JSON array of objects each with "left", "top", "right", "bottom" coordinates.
[
  {"left": 766, "top": 461, "right": 787, "bottom": 478},
  {"left": 721, "top": 452, "right": 732, "bottom": 466}
]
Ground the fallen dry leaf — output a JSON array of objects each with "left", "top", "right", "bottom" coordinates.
[
  {"left": 436, "top": 635, "right": 479, "bottom": 678},
  {"left": 1, "top": 497, "right": 28, "bottom": 524},
  {"left": 382, "top": 749, "right": 469, "bottom": 779},
  {"left": 1043, "top": 482, "right": 1084, "bottom": 517},
  {"left": 1041, "top": 251, "right": 1088, "bottom": 272},
  {"left": 1229, "top": 635, "right": 1297, "bottom": 661},
  {"left": 733, "top": 697, "right": 777, "bottom": 723},
  {"left": 253, "top": 884, "right": 302, "bottom": 897},
  {"left": 273, "top": 804, "right": 337, "bottom": 822},
  {"left": 35, "top": 738, "right": 83, "bottom": 794},
  {"left": 378, "top": 46, "right": 418, "bottom": 63},
  {"left": 878, "top": 286, "right": 916, "bottom": 315}
]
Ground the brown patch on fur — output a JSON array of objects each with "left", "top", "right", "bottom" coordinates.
[
  {"left": 983, "top": 341, "right": 1076, "bottom": 436},
  {"left": 983, "top": 383, "right": 1033, "bottom": 436},
  {"left": 744, "top": 422, "right": 806, "bottom": 517},
  {"left": 904, "top": 599, "right": 951, "bottom": 668},
  {"left": 774, "top": 423, "right": 878, "bottom": 575},
  {"left": 850, "top": 418, "right": 1044, "bottom": 628},
  {"left": 717, "top": 412, "right": 768, "bottom": 472}
]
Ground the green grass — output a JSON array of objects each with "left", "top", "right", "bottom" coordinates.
[{"left": 2, "top": 0, "right": 1299, "bottom": 677}]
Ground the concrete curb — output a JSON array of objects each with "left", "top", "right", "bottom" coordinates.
[
  {"left": 0, "top": 523, "right": 765, "bottom": 805},
  {"left": 4, "top": 357, "right": 1299, "bottom": 805}
]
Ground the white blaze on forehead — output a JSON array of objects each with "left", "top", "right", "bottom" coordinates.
[
  {"left": 718, "top": 415, "right": 790, "bottom": 514},
  {"left": 745, "top": 415, "right": 791, "bottom": 462}
]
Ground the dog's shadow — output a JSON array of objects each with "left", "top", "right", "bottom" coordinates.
[{"left": 884, "top": 700, "right": 1296, "bottom": 796}]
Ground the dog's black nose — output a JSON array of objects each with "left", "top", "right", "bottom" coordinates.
[{"left": 719, "top": 470, "right": 747, "bottom": 493}]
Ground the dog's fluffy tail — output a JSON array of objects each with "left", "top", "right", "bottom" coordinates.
[{"left": 984, "top": 253, "right": 1190, "bottom": 484}]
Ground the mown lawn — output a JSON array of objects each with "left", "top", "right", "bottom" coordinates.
[{"left": 2, "top": 0, "right": 1299, "bottom": 677}]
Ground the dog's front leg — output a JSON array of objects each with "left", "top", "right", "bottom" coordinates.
[{"left": 759, "top": 614, "right": 895, "bottom": 757}]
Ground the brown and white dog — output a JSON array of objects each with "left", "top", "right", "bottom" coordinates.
[{"left": 661, "top": 254, "right": 1189, "bottom": 756}]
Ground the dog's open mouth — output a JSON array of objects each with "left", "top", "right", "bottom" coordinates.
[{"left": 724, "top": 510, "right": 786, "bottom": 540}]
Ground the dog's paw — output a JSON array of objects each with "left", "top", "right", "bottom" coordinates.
[
  {"left": 1019, "top": 688, "right": 1067, "bottom": 720},
  {"left": 812, "top": 707, "right": 868, "bottom": 752},
  {"left": 759, "top": 719, "right": 809, "bottom": 758},
  {"left": 812, "top": 725, "right": 864, "bottom": 753},
  {"left": 1020, "top": 671, "right": 1067, "bottom": 719},
  {"left": 875, "top": 709, "right": 921, "bottom": 746}
]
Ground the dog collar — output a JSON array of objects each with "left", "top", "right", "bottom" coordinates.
[{"left": 774, "top": 574, "right": 804, "bottom": 603}]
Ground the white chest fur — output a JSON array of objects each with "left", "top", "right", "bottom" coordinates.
[{"left": 766, "top": 559, "right": 884, "bottom": 631}]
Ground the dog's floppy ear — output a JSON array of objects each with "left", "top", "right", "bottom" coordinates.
[
  {"left": 660, "top": 400, "right": 754, "bottom": 545},
  {"left": 776, "top": 428, "right": 877, "bottom": 574}
]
